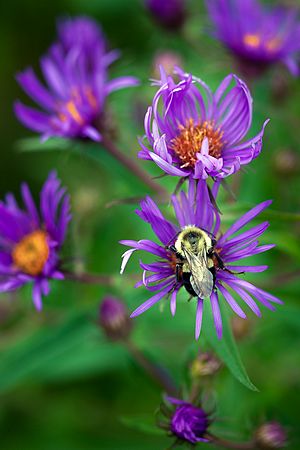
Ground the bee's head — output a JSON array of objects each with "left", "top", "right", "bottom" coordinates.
[{"left": 175, "top": 226, "right": 213, "bottom": 254}]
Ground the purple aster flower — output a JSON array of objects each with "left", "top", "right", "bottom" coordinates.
[
  {"left": 120, "top": 180, "right": 282, "bottom": 339},
  {"left": 14, "top": 16, "right": 139, "bottom": 142},
  {"left": 145, "top": 0, "right": 187, "bottom": 31},
  {"left": 255, "top": 421, "right": 287, "bottom": 449},
  {"left": 139, "top": 66, "right": 269, "bottom": 180},
  {"left": 206, "top": 0, "right": 300, "bottom": 76},
  {"left": 0, "top": 171, "right": 71, "bottom": 310},
  {"left": 161, "top": 396, "right": 210, "bottom": 444}
]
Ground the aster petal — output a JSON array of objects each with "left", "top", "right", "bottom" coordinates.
[
  {"left": 210, "top": 290, "right": 223, "bottom": 339},
  {"left": 32, "top": 282, "right": 43, "bottom": 311},
  {"left": 195, "top": 298, "right": 204, "bottom": 340},
  {"left": 149, "top": 152, "right": 189, "bottom": 177},
  {"left": 224, "top": 277, "right": 262, "bottom": 317},
  {"left": 136, "top": 196, "right": 178, "bottom": 245},
  {"left": 21, "top": 183, "right": 40, "bottom": 228},
  {"left": 215, "top": 74, "right": 252, "bottom": 144},
  {"left": 16, "top": 68, "right": 55, "bottom": 111},
  {"left": 40, "top": 55, "right": 67, "bottom": 98},
  {"left": 170, "top": 287, "right": 179, "bottom": 316},
  {"left": 104, "top": 76, "right": 139, "bottom": 95},
  {"left": 218, "top": 200, "right": 272, "bottom": 245},
  {"left": 14, "top": 102, "right": 50, "bottom": 133},
  {"left": 130, "top": 283, "right": 173, "bottom": 317},
  {"left": 217, "top": 283, "right": 247, "bottom": 318},
  {"left": 120, "top": 248, "right": 137, "bottom": 274}
]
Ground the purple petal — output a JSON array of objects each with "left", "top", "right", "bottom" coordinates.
[
  {"left": 195, "top": 298, "right": 203, "bottom": 340},
  {"left": 14, "top": 102, "right": 50, "bottom": 133},
  {"left": 104, "top": 76, "right": 140, "bottom": 95},
  {"left": 130, "top": 283, "right": 173, "bottom": 317},
  {"left": 210, "top": 290, "right": 223, "bottom": 339},
  {"left": 218, "top": 200, "right": 272, "bottom": 245},
  {"left": 217, "top": 283, "right": 247, "bottom": 318}
]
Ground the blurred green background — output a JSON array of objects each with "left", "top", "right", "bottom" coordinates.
[{"left": 0, "top": 0, "right": 300, "bottom": 448}]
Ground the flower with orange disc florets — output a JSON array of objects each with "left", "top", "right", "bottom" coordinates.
[
  {"left": 15, "top": 16, "right": 139, "bottom": 142},
  {"left": 120, "top": 180, "right": 282, "bottom": 339},
  {"left": 0, "top": 171, "right": 71, "bottom": 310},
  {"left": 139, "top": 66, "right": 269, "bottom": 180}
]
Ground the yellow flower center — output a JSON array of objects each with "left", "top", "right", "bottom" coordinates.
[
  {"left": 170, "top": 119, "right": 224, "bottom": 169},
  {"left": 57, "top": 87, "right": 98, "bottom": 125},
  {"left": 265, "top": 37, "right": 282, "bottom": 53},
  {"left": 243, "top": 33, "right": 282, "bottom": 54},
  {"left": 243, "top": 33, "right": 261, "bottom": 49},
  {"left": 12, "top": 230, "right": 49, "bottom": 276}
]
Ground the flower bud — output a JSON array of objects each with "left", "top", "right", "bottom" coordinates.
[
  {"left": 231, "top": 315, "right": 251, "bottom": 340},
  {"left": 99, "top": 296, "right": 132, "bottom": 341},
  {"left": 167, "top": 398, "right": 209, "bottom": 444},
  {"left": 190, "top": 352, "right": 221, "bottom": 378},
  {"left": 152, "top": 51, "right": 183, "bottom": 78},
  {"left": 145, "top": 0, "right": 187, "bottom": 31},
  {"left": 255, "top": 422, "right": 287, "bottom": 449},
  {"left": 274, "top": 149, "right": 300, "bottom": 177}
]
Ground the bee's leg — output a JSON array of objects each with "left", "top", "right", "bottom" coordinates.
[
  {"left": 212, "top": 251, "right": 225, "bottom": 270},
  {"left": 175, "top": 264, "right": 183, "bottom": 283}
]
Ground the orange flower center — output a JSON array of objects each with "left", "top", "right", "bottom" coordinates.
[
  {"left": 243, "top": 33, "right": 261, "bottom": 49},
  {"left": 57, "top": 86, "right": 98, "bottom": 124},
  {"left": 243, "top": 33, "right": 282, "bottom": 53},
  {"left": 12, "top": 230, "right": 49, "bottom": 276},
  {"left": 170, "top": 119, "right": 224, "bottom": 169}
]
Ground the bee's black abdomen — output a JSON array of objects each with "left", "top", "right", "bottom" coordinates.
[
  {"left": 209, "top": 266, "right": 216, "bottom": 285},
  {"left": 182, "top": 272, "right": 197, "bottom": 297}
]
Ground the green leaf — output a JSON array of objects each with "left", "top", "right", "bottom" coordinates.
[
  {"left": 0, "top": 311, "right": 127, "bottom": 392},
  {"left": 120, "top": 414, "right": 165, "bottom": 436},
  {"left": 202, "top": 301, "right": 258, "bottom": 392}
]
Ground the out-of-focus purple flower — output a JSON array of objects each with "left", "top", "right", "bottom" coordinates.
[
  {"left": 15, "top": 16, "right": 139, "bottom": 142},
  {"left": 145, "top": 0, "right": 187, "bottom": 31},
  {"left": 162, "top": 396, "right": 209, "bottom": 444},
  {"left": 255, "top": 421, "right": 287, "bottom": 449},
  {"left": 206, "top": 0, "right": 300, "bottom": 76},
  {"left": 120, "top": 180, "right": 282, "bottom": 339},
  {"left": 139, "top": 67, "right": 269, "bottom": 180},
  {"left": 0, "top": 171, "right": 71, "bottom": 310},
  {"left": 99, "top": 296, "right": 132, "bottom": 340}
]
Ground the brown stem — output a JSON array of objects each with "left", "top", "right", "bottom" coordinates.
[
  {"left": 126, "top": 340, "right": 178, "bottom": 396},
  {"left": 101, "top": 135, "right": 168, "bottom": 198},
  {"left": 208, "top": 434, "right": 255, "bottom": 450},
  {"left": 63, "top": 271, "right": 114, "bottom": 286}
]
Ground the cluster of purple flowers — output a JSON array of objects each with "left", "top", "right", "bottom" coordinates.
[
  {"left": 3, "top": 2, "right": 291, "bottom": 447},
  {"left": 15, "top": 16, "right": 138, "bottom": 142},
  {"left": 206, "top": 0, "right": 300, "bottom": 76}
]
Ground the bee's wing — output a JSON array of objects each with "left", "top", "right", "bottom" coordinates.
[{"left": 183, "top": 249, "right": 214, "bottom": 299}]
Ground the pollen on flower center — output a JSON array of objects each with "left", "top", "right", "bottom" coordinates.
[
  {"left": 168, "top": 250, "right": 178, "bottom": 272},
  {"left": 170, "top": 119, "right": 224, "bottom": 168},
  {"left": 12, "top": 230, "right": 49, "bottom": 276},
  {"left": 243, "top": 33, "right": 261, "bottom": 48}
]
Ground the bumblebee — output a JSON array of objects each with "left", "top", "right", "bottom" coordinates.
[{"left": 168, "top": 226, "right": 224, "bottom": 299}]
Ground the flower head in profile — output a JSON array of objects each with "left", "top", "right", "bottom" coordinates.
[
  {"left": 206, "top": 0, "right": 300, "bottom": 76},
  {"left": 145, "top": 0, "right": 187, "bottom": 31},
  {"left": 0, "top": 171, "right": 71, "bottom": 310},
  {"left": 139, "top": 67, "right": 269, "bottom": 180},
  {"left": 120, "top": 181, "right": 282, "bottom": 339},
  {"left": 160, "top": 396, "right": 210, "bottom": 445},
  {"left": 99, "top": 296, "right": 132, "bottom": 341},
  {"left": 15, "top": 16, "right": 139, "bottom": 142}
]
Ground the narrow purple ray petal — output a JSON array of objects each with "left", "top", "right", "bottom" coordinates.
[
  {"left": 195, "top": 298, "right": 204, "bottom": 340},
  {"left": 210, "top": 290, "right": 223, "bottom": 339},
  {"left": 218, "top": 200, "right": 272, "bottom": 244},
  {"left": 130, "top": 284, "right": 173, "bottom": 317},
  {"left": 217, "top": 283, "right": 247, "bottom": 319}
]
